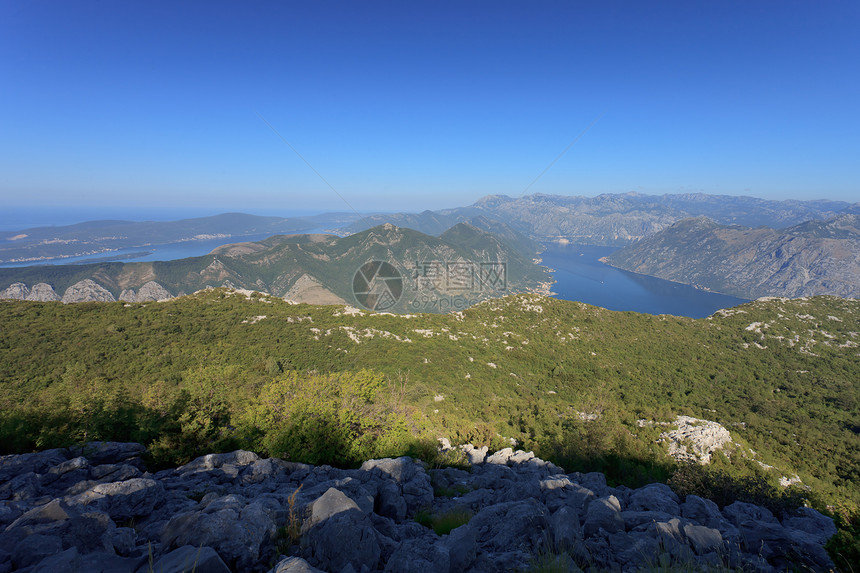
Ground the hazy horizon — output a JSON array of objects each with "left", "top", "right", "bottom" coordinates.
[
  {"left": 1, "top": 188, "right": 855, "bottom": 234},
  {"left": 2, "top": 1, "right": 858, "bottom": 215}
]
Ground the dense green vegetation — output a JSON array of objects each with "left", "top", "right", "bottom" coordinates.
[{"left": 1, "top": 290, "right": 858, "bottom": 561}]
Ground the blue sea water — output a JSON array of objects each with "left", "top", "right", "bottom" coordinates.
[{"left": 539, "top": 243, "right": 748, "bottom": 319}]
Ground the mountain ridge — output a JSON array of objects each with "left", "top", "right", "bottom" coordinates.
[
  {"left": 0, "top": 222, "right": 551, "bottom": 313},
  {"left": 603, "top": 214, "right": 860, "bottom": 300}
]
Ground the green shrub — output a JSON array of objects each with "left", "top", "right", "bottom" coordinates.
[
  {"left": 415, "top": 507, "right": 473, "bottom": 536},
  {"left": 669, "top": 463, "right": 805, "bottom": 517}
]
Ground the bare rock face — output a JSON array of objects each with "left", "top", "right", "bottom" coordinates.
[
  {"left": 27, "top": 283, "right": 61, "bottom": 302},
  {"left": 61, "top": 280, "right": 116, "bottom": 303},
  {"left": 119, "top": 289, "right": 137, "bottom": 302},
  {"left": 661, "top": 415, "right": 733, "bottom": 465},
  {"left": 0, "top": 282, "right": 29, "bottom": 300},
  {"left": 284, "top": 274, "right": 347, "bottom": 306},
  {"left": 605, "top": 215, "right": 860, "bottom": 299},
  {"left": 136, "top": 281, "right": 172, "bottom": 302}
]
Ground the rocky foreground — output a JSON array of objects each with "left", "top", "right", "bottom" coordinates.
[{"left": 0, "top": 442, "right": 836, "bottom": 572}]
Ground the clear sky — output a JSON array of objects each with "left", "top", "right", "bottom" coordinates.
[{"left": 1, "top": 1, "right": 858, "bottom": 220}]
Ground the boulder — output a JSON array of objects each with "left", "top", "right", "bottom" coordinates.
[
  {"left": 469, "top": 498, "right": 550, "bottom": 551},
  {"left": 5, "top": 499, "right": 77, "bottom": 534},
  {"left": 179, "top": 450, "right": 260, "bottom": 474},
  {"left": 460, "top": 444, "right": 488, "bottom": 465},
  {"left": 71, "top": 478, "right": 165, "bottom": 521},
  {"left": 627, "top": 482, "right": 680, "bottom": 514},
  {"left": 609, "top": 530, "right": 662, "bottom": 569},
  {"left": 11, "top": 533, "right": 63, "bottom": 569},
  {"left": 549, "top": 505, "right": 582, "bottom": 549},
  {"left": 0, "top": 448, "right": 68, "bottom": 482},
  {"left": 683, "top": 523, "right": 723, "bottom": 554},
  {"left": 360, "top": 457, "right": 433, "bottom": 517},
  {"left": 71, "top": 442, "right": 146, "bottom": 466},
  {"left": 65, "top": 511, "right": 116, "bottom": 554},
  {"left": 161, "top": 500, "right": 276, "bottom": 570},
  {"left": 302, "top": 487, "right": 362, "bottom": 531},
  {"left": 302, "top": 508, "right": 381, "bottom": 572},
  {"left": 583, "top": 495, "right": 624, "bottom": 537},
  {"left": 442, "top": 523, "right": 477, "bottom": 572},
  {"left": 578, "top": 472, "right": 609, "bottom": 497},
  {"left": 268, "top": 556, "right": 325, "bottom": 573},
  {"left": 484, "top": 447, "right": 514, "bottom": 465},
  {"left": 383, "top": 536, "right": 450, "bottom": 573},
  {"left": 31, "top": 546, "right": 147, "bottom": 573},
  {"left": 680, "top": 494, "right": 724, "bottom": 529},
  {"left": 782, "top": 506, "right": 838, "bottom": 545},
  {"left": 150, "top": 544, "right": 231, "bottom": 573},
  {"left": 723, "top": 501, "right": 778, "bottom": 526}
]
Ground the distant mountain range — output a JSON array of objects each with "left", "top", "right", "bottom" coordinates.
[
  {"left": 0, "top": 221, "right": 551, "bottom": 313},
  {"left": 341, "top": 192, "right": 853, "bottom": 245},
  {"left": 603, "top": 211, "right": 860, "bottom": 300},
  {"left": 2, "top": 192, "right": 856, "bottom": 303},
  {"left": 0, "top": 212, "right": 362, "bottom": 265}
]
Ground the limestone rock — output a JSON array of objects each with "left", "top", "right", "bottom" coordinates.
[
  {"left": 268, "top": 556, "right": 325, "bottom": 573},
  {"left": 69, "top": 478, "right": 165, "bottom": 521},
  {"left": 0, "top": 283, "right": 28, "bottom": 300},
  {"left": 136, "top": 280, "right": 172, "bottom": 302},
  {"left": 661, "top": 415, "right": 733, "bottom": 464},
  {"left": 0, "top": 442, "right": 840, "bottom": 573},
  {"left": 627, "top": 482, "right": 680, "bottom": 514},
  {"left": 61, "top": 279, "right": 116, "bottom": 303},
  {"left": 583, "top": 495, "right": 625, "bottom": 537},
  {"left": 26, "top": 283, "right": 60, "bottom": 301},
  {"left": 150, "top": 545, "right": 231, "bottom": 573},
  {"left": 469, "top": 498, "right": 550, "bottom": 552}
]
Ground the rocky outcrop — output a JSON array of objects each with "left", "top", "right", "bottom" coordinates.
[
  {"left": 119, "top": 281, "right": 172, "bottom": 303},
  {"left": 0, "top": 282, "right": 60, "bottom": 302},
  {"left": 61, "top": 279, "right": 116, "bottom": 303},
  {"left": 27, "top": 283, "right": 61, "bottom": 302},
  {"left": 0, "top": 283, "right": 28, "bottom": 300},
  {"left": 661, "top": 416, "right": 734, "bottom": 465},
  {"left": 0, "top": 443, "right": 836, "bottom": 572}
]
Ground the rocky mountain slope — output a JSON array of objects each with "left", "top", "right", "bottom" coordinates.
[
  {"left": 343, "top": 192, "right": 852, "bottom": 246},
  {"left": 0, "top": 222, "right": 551, "bottom": 313},
  {"left": 603, "top": 214, "right": 860, "bottom": 300},
  {"left": 0, "top": 442, "right": 837, "bottom": 572}
]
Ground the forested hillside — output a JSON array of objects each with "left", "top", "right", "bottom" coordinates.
[
  {"left": 0, "top": 223, "right": 550, "bottom": 312},
  {"left": 1, "top": 292, "right": 857, "bottom": 535}
]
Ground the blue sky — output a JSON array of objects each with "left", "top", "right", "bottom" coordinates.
[{"left": 1, "top": 1, "right": 858, "bottom": 220}]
